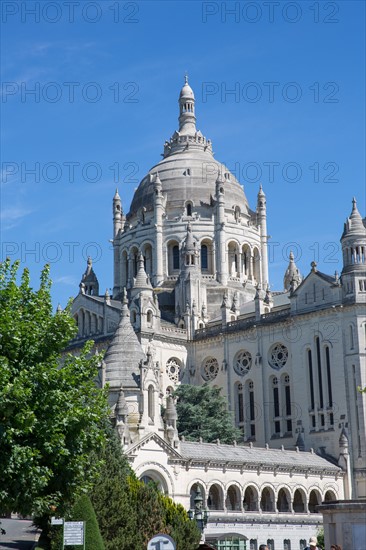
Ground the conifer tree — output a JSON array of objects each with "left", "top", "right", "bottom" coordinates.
[{"left": 174, "top": 383, "right": 242, "bottom": 444}]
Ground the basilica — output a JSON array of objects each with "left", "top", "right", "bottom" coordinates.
[{"left": 70, "top": 78, "right": 366, "bottom": 550}]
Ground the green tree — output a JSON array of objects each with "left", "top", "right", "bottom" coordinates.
[
  {"left": 0, "top": 260, "right": 110, "bottom": 517},
  {"left": 91, "top": 430, "right": 200, "bottom": 550},
  {"left": 69, "top": 495, "right": 104, "bottom": 550},
  {"left": 317, "top": 527, "right": 325, "bottom": 550},
  {"left": 174, "top": 383, "right": 242, "bottom": 444},
  {"left": 90, "top": 431, "right": 139, "bottom": 550}
]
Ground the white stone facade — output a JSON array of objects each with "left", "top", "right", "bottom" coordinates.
[{"left": 70, "top": 78, "right": 366, "bottom": 549}]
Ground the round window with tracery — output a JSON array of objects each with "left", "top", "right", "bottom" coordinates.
[
  {"left": 234, "top": 350, "right": 252, "bottom": 375},
  {"left": 166, "top": 358, "right": 181, "bottom": 383},
  {"left": 268, "top": 343, "right": 288, "bottom": 370},
  {"left": 202, "top": 357, "right": 219, "bottom": 381}
]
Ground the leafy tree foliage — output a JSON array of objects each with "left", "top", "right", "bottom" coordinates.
[
  {"left": 174, "top": 383, "right": 242, "bottom": 444},
  {"left": 0, "top": 260, "right": 110, "bottom": 517},
  {"left": 90, "top": 431, "right": 138, "bottom": 550},
  {"left": 91, "top": 431, "right": 201, "bottom": 550}
]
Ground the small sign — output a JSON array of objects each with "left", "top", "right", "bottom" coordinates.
[
  {"left": 51, "top": 517, "right": 63, "bottom": 525},
  {"left": 147, "top": 533, "right": 176, "bottom": 550},
  {"left": 63, "top": 521, "right": 84, "bottom": 546}
]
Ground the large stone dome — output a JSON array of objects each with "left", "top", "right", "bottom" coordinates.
[
  {"left": 128, "top": 149, "right": 249, "bottom": 218},
  {"left": 128, "top": 77, "right": 249, "bottom": 219}
]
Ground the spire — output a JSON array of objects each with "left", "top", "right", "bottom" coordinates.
[
  {"left": 103, "top": 288, "right": 145, "bottom": 389},
  {"left": 113, "top": 188, "right": 121, "bottom": 200},
  {"left": 80, "top": 256, "right": 99, "bottom": 296},
  {"left": 258, "top": 184, "right": 265, "bottom": 198},
  {"left": 284, "top": 251, "right": 302, "bottom": 291},
  {"left": 342, "top": 197, "right": 366, "bottom": 238},
  {"left": 133, "top": 254, "right": 153, "bottom": 290},
  {"left": 178, "top": 75, "right": 196, "bottom": 135}
]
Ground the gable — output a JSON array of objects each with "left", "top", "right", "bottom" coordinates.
[
  {"left": 291, "top": 272, "right": 341, "bottom": 312},
  {"left": 126, "top": 432, "right": 182, "bottom": 460}
]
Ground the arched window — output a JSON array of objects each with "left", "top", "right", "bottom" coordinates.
[
  {"left": 307, "top": 349, "right": 315, "bottom": 416},
  {"left": 324, "top": 490, "right": 336, "bottom": 502},
  {"left": 226, "top": 485, "right": 241, "bottom": 511},
  {"left": 325, "top": 346, "right": 333, "bottom": 414},
  {"left": 260, "top": 487, "right": 274, "bottom": 512},
  {"left": 146, "top": 310, "right": 153, "bottom": 327},
  {"left": 293, "top": 489, "right": 306, "bottom": 512},
  {"left": 201, "top": 244, "right": 208, "bottom": 270},
  {"left": 243, "top": 486, "right": 258, "bottom": 511},
  {"left": 173, "top": 245, "right": 180, "bottom": 270},
  {"left": 207, "top": 484, "right": 223, "bottom": 510},
  {"left": 277, "top": 488, "right": 290, "bottom": 512},
  {"left": 186, "top": 202, "right": 192, "bottom": 216},
  {"left": 148, "top": 385, "right": 154, "bottom": 421},
  {"left": 282, "top": 374, "right": 292, "bottom": 434},
  {"left": 308, "top": 489, "right": 321, "bottom": 513},
  {"left": 349, "top": 325, "right": 354, "bottom": 349},
  {"left": 271, "top": 376, "right": 280, "bottom": 435}
]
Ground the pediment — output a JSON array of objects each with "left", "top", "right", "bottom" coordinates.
[
  {"left": 291, "top": 271, "right": 340, "bottom": 311},
  {"left": 126, "top": 432, "right": 183, "bottom": 460}
]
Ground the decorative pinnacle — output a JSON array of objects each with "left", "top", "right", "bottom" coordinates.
[{"left": 184, "top": 73, "right": 188, "bottom": 85}]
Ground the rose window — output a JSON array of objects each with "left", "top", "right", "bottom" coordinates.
[
  {"left": 202, "top": 357, "right": 219, "bottom": 381},
  {"left": 269, "top": 343, "right": 288, "bottom": 369},
  {"left": 166, "top": 358, "right": 181, "bottom": 383},
  {"left": 234, "top": 350, "right": 252, "bottom": 375}
]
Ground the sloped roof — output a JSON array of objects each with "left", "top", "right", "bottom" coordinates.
[{"left": 179, "top": 441, "right": 340, "bottom": 472}]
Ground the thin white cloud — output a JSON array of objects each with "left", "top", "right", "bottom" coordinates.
[
  {"left": 0, "top": 207, "right": 32, "bottom": 230},
  {"left": 53, "top": 275, "right": 78, "bottom": 286}
]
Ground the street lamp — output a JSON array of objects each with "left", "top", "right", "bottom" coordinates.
[{"left": 188, "top": 486, "right": 208, "bottom": 534}]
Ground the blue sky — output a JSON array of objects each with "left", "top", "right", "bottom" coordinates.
[{"left": 1, "top": 0, "right": 365, "bottom": 307}]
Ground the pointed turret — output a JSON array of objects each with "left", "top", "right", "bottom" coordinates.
[
  {"left": 178, "top": 75, "right": 196, "bottom": 135},
  {"left": 341, "top": 198, "right": 366, "bottom": 269},
  {"left": 80, "top": 257, "right": 99, "bottom": 296},
  {"left": 133, "top": 253, "right": 153, "bottom": 291},
  {"left": 284, "top": 251, "right": 302, "bottom": 291},
  {"left": 103, "top": 289, "right": 145, "bottom": 390},
  {"left": 113, "top": 188, "right": 124, "bottom": 237},
  {"left": 340, "top": 198, "right": 366, "bottom": 302}
]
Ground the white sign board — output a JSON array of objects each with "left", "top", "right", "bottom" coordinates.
[
  {"left": 147, "top": 533, "right": 176, "bottom": 550},
  {"left": 63, "top": 521, "right": 84, "bottom": 546},
  {"left": 51, "top": 517, "right": 63, "bottom": 525}
]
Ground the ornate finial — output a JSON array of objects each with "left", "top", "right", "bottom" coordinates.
[
  {"left": 87, "top": 256, "right": 92, "bottom": 266},
  {"left": 289, "top": 250, "right": 294, "bottom": 261},
  {"left": 311, "top": 261, "right": 317, "bottom": 272},
  {"left": 184, "top": 73, "right": 188, "bottom": 85}
]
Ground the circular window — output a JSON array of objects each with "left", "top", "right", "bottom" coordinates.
[
  {"left": 166, "top": 358, "right": 181, "bottom": 383},
  {"left": 202, "top": 357, "right": 219, "bottom": 381},
  {"left": 234, "top": 350, "right": 252, "bottom": 376},
  {"left": 269, "top": 343, "right": 288, "bottom": 370}
]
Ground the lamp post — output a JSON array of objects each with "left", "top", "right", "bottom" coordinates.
[{"left": 188, "top": 486, "right": 208, "bottom": 536}]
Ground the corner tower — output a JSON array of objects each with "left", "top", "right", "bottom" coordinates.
[{"left": 341, "top": 198, "right": 366, "bottom": 303}]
